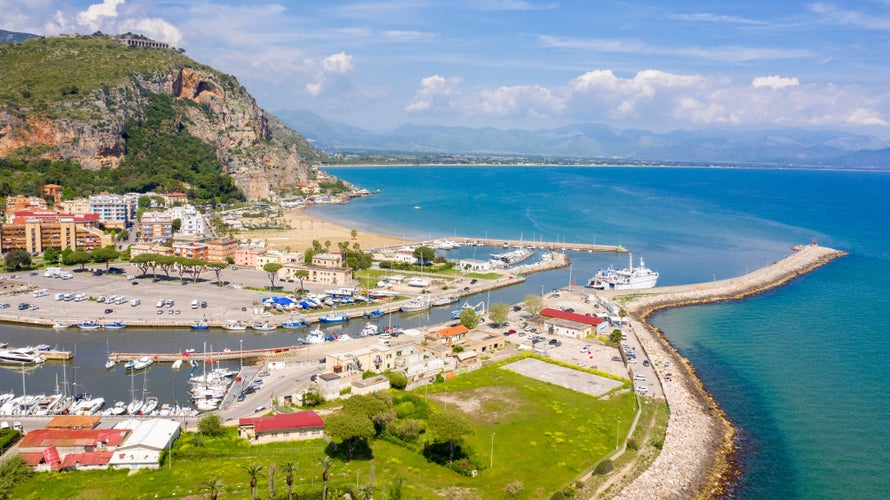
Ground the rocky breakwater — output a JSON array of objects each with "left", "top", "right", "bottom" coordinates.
[{"left": 612, "top": 244, "right": 846, "bottom": 499}]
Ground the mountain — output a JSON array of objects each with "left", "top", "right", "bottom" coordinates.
[
  {"left": 0, "top": 34, "right": 322, "bottom": 201},
  {"left": 0, "top": 29, "right": 39, "bottom": 44},
  {"left": 279, "top": 109, "right": 890, "bottom": 167}
]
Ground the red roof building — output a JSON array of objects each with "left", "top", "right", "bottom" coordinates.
[
  {"left": 540, "top": 308, "right": 606, "bottom": 326},
  {"left": 433, "top": 324, "right": 469, "bottom": 347},
  {"left": 540, "top": 308, "right": 607, "bottom": 339},
  {"left": 238, "top": 411, "right": 325, "bottom": 444},
  {"left": 18, "top": 428, "right": 129, "bottom": 471}
]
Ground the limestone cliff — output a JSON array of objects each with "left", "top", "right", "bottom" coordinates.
[{"left": 0, "top": 35, "right": 321, "bottom": 201}]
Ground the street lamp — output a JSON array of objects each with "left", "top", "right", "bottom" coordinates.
[
  {"left": 490, "top": 432, "right": 496, "bottom": 469},
  {"left": 616, "top": 416, "right": 621, "bottom": 450}
]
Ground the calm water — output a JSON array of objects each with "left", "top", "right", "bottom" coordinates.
[{"left": 308, "top": 166, "right": 890, "bottom": 499}]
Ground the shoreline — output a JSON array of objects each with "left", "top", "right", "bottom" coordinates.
[{"left": 610, "top": 244, "right": 847, "bottom": 498}]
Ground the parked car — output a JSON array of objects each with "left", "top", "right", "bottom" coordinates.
[{"left": 104, "top": 308, "right": 114, "bottom": 314}]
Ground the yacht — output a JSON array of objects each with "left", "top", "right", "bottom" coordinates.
[
  {"left": 0, "top": 347, "right": 46, "bottom": 364},
  {"left": 221, "top": 320, "right": 247, "bottom": 331},
  {"left": 132, "top": 356, "right": 153, "bottom": 371},
  {"left": 76, "top": 320, "right": 100, "bottom": 330},
  {"left": 399, "top": 295, "right": 430, "bottom": 312}
]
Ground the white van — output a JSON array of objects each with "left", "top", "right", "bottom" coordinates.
[
  {"left": 60, "top": 272, "right": 73, "bottom": 280},
  {"left": 164, "top": 299, "right": 174, "bottom": 307},
  {"left": 130, "top": 299, "right": 141, "bottom": 307},
  {"left": 54, "top": 292, "right": 65, "bottom": 301},
  {"left": 32, "top": 288, "right": 49, "bottom": 298},
  {"left": 156, "top": 299, "right": 164, "bottom": 308},
  {"left": 633, "top": 374, "right": 646, "bottom": 381},
  {"left": 191, "top": 299, "right": 199, "bottom": 309}
]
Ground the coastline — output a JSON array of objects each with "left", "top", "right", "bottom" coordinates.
[{"left": 610, "top": 244, "right": 847, "bottom": 499}]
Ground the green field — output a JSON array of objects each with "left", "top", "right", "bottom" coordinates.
[{"left": 11, "top": 361, "right": 636, "bottom": 499}]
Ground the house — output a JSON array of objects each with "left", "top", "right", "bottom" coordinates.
[
  {"left": 317, "top": 372, "right": 342, "bottom": 400},
  {"left": 430, "top": 324, "right": 469, "bottom": 347},
  {"left": 235, "top": 247, "right": 263, "bottom": 267},
  {"left": 312, "top": 252, "right": 343, "bottom": 267},
  {"left": 238, "top": 411, "right": 325, "bottom": 444},
  {"left": 172, "top": 241, "right": 209, "bottom": 260},
  {"left": 206, "top": 238, "right": 238, "bottom": 263},
  {"left": 139, "top": 212, "right": 173, "bottom": 242},
  {"left": 325, "top": 344, "right": 411, "bottom": 375},
  {"left": 539, "top": 308, "right": 606, "bottom": 339},
  {"left": 18, "top": 428, "right": 129, "bottom": 471},
  {"left": 459, "top": 259, "right": 494, "bottom": 272},
  {"left": 108, "top": 419, "right": 181, "bottom": 470}
]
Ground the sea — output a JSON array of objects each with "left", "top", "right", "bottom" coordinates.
[{"left": 1, "top": 166, "right": 887, "bottom": 498}]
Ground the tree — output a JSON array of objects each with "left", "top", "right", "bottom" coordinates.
[
  {"left": 324, "top": 411, "right": 375, "bottom": 461},
  {"left": 200, "top": 477, "right": 224, "bottom": 500},
  {"left": 459, "top": 307, "right": 477, "bottom": 330},
  {"left": 90, "top": 245, "right": 119, "bottom": 269},
  {"left": 243, "top": 463, "right": 264, "bottom": 500},
  {"left": 180, "top": 257, "right": 207, "bottom": 282},
  {"left": 488, "top": 302, "right": 510, "bottom": 326},
  {"left": 351, "top": 229, "right": 358, "bottom": 240},
  {"left": 3, "top": 249, "right": 31, "bottom": 271},
  {"left": 198, "top": 414, "right": 225, "bottom": 436},
  {"left": 268, "top": 462, "right": 276, "bottom": 500},
  {"left": 412, "top": 246, "right": 435, "bottom": 265},
  {"left": 609, "top": 329, "right": 623, "bottom": 343},
  {"left": 428, "top": 409, "right": 474, "bottom": 466},
  {"left": 172, "top": 218, "right": 182, "bottom": 232},
  {"left": 155, "top": 254, "right": 176, "bottom": 279},
  {"left": 207, "top": 262, "right": 228, "bottom": 286},
  {"left": 263, "top": 262, "right": 283, "bottom": 290},
  {"left": 131, "top": 253, "right": 157, "bottom": 277},
  {"left": 43, "top": 247, "right": 60, "bottom": 265},
  {"left": 293, "top": 269, "right": 309, "bottom": 292},
  {"left": 282, "top": 462, "right": 297, "bottom": 500},
  {"left": 67, "top": 249, "right": 91, "bottom": 270},
  {"left": 522, "top": 294, "right": 544, "bottom": 316},
  {"left": 318, "top": 456, "right": 333, "bottom": 500}
]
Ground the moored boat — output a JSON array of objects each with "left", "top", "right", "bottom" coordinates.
[
  {"left": 303, "top": 327, "right": 326, "bottom": 344},
  {"left": 318, "top": 312, "right": 348, "bottom": 324},
  {"left": 52, "top": 320, "right": 71, "bottom": 330},
  {"left": 190, "top": 319, "right": 210, "bottom": 330},
  {"left": 76, "top": 320, "right": 100, "bottom": 330},
  {"left": 281, "top": 318, "right": 308, "bottom": 328},
  {"left": 250, "top": 321, "right": 277, "bottom": 331},
  {"left": 587, "top": 253, "right": 659, "bottom": 290},
  {"left": 221, "top": 320, "right": 247, "bottom": 331},
  {"left": 103, "top": 321, "right": 127, "bottom": 330},
  {"left": 400, "top": 295, "right": 430, "bottom": 312}
]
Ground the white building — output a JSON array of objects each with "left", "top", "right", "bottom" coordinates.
[
  {"left": 459, "top": 259, "right": 494, "bottom": 272},
  {"left": 108, "top": 419, "right": 181, "bottom": 470},
  {"left": 167, "top": 204, "right": 208, "bottom": 237},
  {"left": 89, "top": 192, "right": 138, "bottom": 229}
]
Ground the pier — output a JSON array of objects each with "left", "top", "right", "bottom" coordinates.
[
  {"left": 109, "top": 345, "right": 305, "bottom": 363},
  {"left": 371, "top": 237, "right": 626, "bottom": 253}
]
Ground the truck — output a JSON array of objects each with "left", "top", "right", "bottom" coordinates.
[{"left": 43, "top": 267, "right": 62, "bottom": 278}]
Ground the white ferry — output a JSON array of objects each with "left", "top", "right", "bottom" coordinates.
[{"left": 588, "top": 253, "right": 659, "bottom": 290}]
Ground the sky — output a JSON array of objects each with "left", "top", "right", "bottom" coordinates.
[{"left": 4, "top": 0, "right": 890, "bottom": 139}]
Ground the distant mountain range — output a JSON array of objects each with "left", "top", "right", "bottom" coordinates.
[
  {"left": 0, "top": 29, "right": 40, "bottom": 44},
  {"left": 276, "top": 109, "right": 890, "bottom": 168}
]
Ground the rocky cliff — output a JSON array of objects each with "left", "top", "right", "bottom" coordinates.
[{"left": 0, "top": 35, "right": 320, "bottom": 201}]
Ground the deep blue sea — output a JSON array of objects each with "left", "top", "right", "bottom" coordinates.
[{"left": 308, "top": 166, "right": 890, "bottom": 499}]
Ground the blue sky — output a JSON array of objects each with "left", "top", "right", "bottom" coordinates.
[{"left": 5, "top": 0, "right": 890, "bottom": 138}]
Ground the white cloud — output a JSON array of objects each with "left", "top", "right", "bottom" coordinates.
[
  {"left": 76, "top": 0, "right": 125, "bottom": 31},
  {"left": 752, "top": 75, "right": 800, "bottom": 89},
  {"left": 321, "top": 52, "right": 354, "bottom": 74},
  {"left": 470, "top": 0, "right": 560, "bottom": 11},
  {"left": 405, "top": 75, "right": 462, "bottom": 112},
  {"left": 810, "top": 3, "right": 890, "bottom": 31},
  {"left": 476, "top": 85, "right": 563, "bottom": 117},
  {"left": 119, "top": 17, "right": 182, "bottom": 45}
]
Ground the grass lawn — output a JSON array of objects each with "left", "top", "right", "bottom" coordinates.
[{"left": 11, "top": 361, "right": 635, "bottom": 499}]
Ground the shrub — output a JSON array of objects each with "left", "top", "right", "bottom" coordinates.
[
  {"left": 301, "top": 390, "right": 324, "bottom": 407},
  {"left": 390, "top": 418, "right": 424, "bottom": 442},
  {"left": 650, "top": 437, "right": 664, "bottom": 450},
  {"left": 451, "top": 458, "right": 477, "bottom": 477},
  {"left": 198, "top": 414, "right": 224, "bottom": 437},
  {"left": 626, "top": 437, "right": 639, "bottom": 450},
  {"left": 385, "top": 371, "right": 408, "bottom": 389},
  {"left": 594, "top": 459, "right": 613, "bottom": 475},
  {"left": 503, "top": 480, "right": 524, "bottom": 497}
]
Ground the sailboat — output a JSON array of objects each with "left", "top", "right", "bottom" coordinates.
[
  {"left": 126, "top": 368, "right": 143, "bottom": 415},
  {"left": 104, "top": 340, "right": 115, "bottom": 369}
]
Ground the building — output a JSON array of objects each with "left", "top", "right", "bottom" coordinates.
[
  {"left": 56, "top": 197, "right": 91, "bottom": 217},
  {"left": 129, "top": 243, "right": 174, "bottom": 258},
  {"left": 172, "top": 241, "right": 208, "bottom": 260},
  {"left": 120, "top": 37, "right": 171, "bottom": 49},
  {"left": 206, "top": 238, "right": 237, "bottom": 263},
  {"left": 238, "top": 411, "right": 325, "bottom": 445},
  {"left": 167, "top": 204, "right": 207, "bottom": 237},
  {"left": 18, "top": 428, "right": 129, "bottom": 471},
  {"left": 4, "top": 195, "right": 46, "bottom": 216},
  {"left": 235, "top": 247, "right": 263, "bottom": 268},
  {"left": 0, "top": 216, "right": 109, "bottom": 253},
  {"left": 139, "top": 212, "right": 173, "bottom": 242},
  {"left": 429, "top": 324, "right": 469, "bottom": 348},
  {"left": 89, "top": 192, "right": 137, "bottom": 229},
  {"left": 539, "top": 308, "right": 606, "bottom": 339},
  {"left": 312, "top": 253, "right": 343, "bottom": 267},
  {"left": 459, "top": 259, "right": 494, "bottom": 272},
  {"left": 256, "top": 249, "right": 284, "bottom": 269},
  {"left": 161, "top": 192, "right": 188, "bottom": 206},
  {"left": 45, "top": 415, "right": 101, "bottom": 430},
  {"left": 317, "top": 372, "right": 342, "bottom": 400},
  {"left": 108, "top": 419, "right": 181, "bottom": 470},
  {"left": 325, "top": 344, "right": 412, "bottom": 375}
]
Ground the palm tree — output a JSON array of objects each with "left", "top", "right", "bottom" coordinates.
[
  {"left": 243, "top": 463, "right": 264, "bottom": 500},
  {"left": 282, "top": 462, "right": 297, "bottom": 500},
  {"left": 318, "top": 456, "right": 333, "bottom": 500},
  {"left": 200, "top": 477, "right": 224, "bottom": 500}
]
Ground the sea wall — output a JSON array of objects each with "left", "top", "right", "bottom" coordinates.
[{"left": 612, "top": 245, "right": 846, "bottom": 499}]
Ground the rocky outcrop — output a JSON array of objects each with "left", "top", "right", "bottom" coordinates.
[{"left": 0, "top": 64, "right": 314, "bottom": 201}]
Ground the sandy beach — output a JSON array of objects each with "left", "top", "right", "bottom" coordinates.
[{"left": 239, "top": 207, "right": 411, "bottom": 251}]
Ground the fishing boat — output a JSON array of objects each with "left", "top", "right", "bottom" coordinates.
[
  {"left": 587, "top": 253, "right": 659, "bottom": 290},
  {"left": 190, "top": 319, "right": 210, "bottom": 330},
  {"left": 103, "top": 321, "right": 127, "bottom": 330},
  {"left": 318, "top": 312, "right": 348, "bottom": 324},
  {"left": 451, "top": 301, "right": 486, "bottom": 319},
  {"left": 361, "top": 310, "right": 385, "bottom": 319},
  {"left": 431, "top": 295, "right": 457, "bottom": 306},
  {"left": 281, "top": 318, "right": 308, "bottom": 328},
  {"left": 76, "top": 320, "right": 100, "bottom": 330},
  {"left": 221, "top": 320, "right": 247, "bottom": 331},
  {"left": 360, "top": 323, "right": 380, "bottom": 337},
  {"left": 250, "top": 321, "right": 277, "bottom": 331},
  {"left": 399, "top": 295, "right": 430, "bottom": 312},
  {"left": 303, "top": 327, "right": 326, "bottom": 344},
  {"left": 52, "top": 320, "right": 70, "bottom": 330}
]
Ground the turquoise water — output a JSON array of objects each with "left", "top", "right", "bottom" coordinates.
[{"left": 312, "top": 166, "right": 890, "bottom": 499}]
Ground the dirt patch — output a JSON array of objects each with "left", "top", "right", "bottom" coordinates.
[
  {"left": 502, "top": 358, "right": 623, "bottom": 397},
  {"left": 428, "top": 386, "right": 521, "bottom": 422}
]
